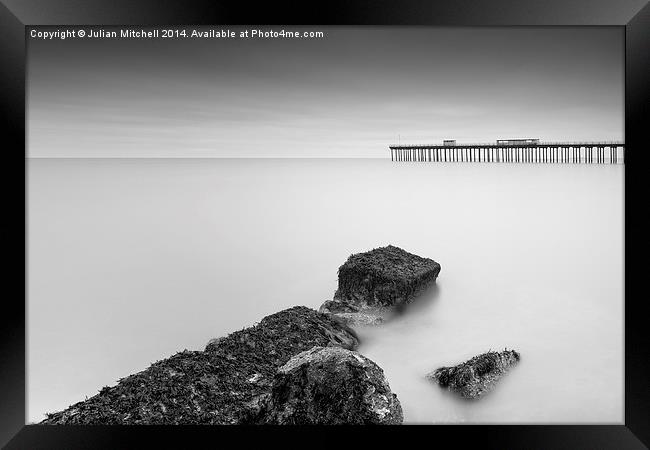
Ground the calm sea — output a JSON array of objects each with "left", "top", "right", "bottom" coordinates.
[{"left": 27, "top": 158, "right": 623, "bottom": 423}]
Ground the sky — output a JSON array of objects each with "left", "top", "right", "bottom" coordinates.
[{"left": 27, "top": 26, "right": 624, "bottom": 158}]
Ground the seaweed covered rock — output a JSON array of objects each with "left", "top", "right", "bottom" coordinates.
[
  {"left": 334, "top": 245, "right": 440, "bottom": 307},
  {"left": 427, "top": 349, "right": 520, "bottom": 399},
  {"left": 40, "top": 306, "right": 359, "bottom": 425},
  {"left": 320, "top": 245, "right": 440, "bottom": 326},
  {"left": 248, "top": 346, "right": 403, "bottom": 424}
]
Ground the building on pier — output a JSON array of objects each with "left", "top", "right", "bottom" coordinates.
[{"left": 496, "top": 138, "right": 540, "bottom": 145}]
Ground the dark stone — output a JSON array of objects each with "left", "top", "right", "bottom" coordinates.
[
  {"left": 334, "top": 245, "right": 440, "bottom": 307},
  {"left": 320, "top": 245, "right": 440, "bottom": 326},
  {"left": 40, "top": 306, "right": 360, "bottom": 425},
  {"left": 247, "top": 346, "right": 403, "bottom": 424},
  {"left": 427, "top": 349, "right": 520, "bottom": 399}
]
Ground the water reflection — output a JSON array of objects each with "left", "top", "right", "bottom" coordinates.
[{"left": 393, "top": 283, "right": 441, "bottom": 318}]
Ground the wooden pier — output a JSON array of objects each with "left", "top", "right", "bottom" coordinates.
[{"left": 389, "top": 141, "right": 625, "bottom": 164}]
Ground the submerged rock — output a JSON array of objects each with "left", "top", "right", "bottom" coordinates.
[
  {"left": 320, "top": 245, "right": 440, "bottom": 325},
  {"left": 247, "top": 346, "right": 403, "bottom": 424},
  {"left": 40, "top": 306, "right": 360, "bottom": 425},
  {"left": 326, "top": 311, "right": 386, "bottom": 327},
  {"left": 319, "top": 299, "right": 385, "bottom": 326},
  {"left": 427, "top": 349, "right": 520, "bottom": 399}
]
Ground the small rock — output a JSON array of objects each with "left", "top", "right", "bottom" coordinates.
[
  {"left": 427, "top": 349, "right": 520, "bottom": 399},
  {"left": 247, "top": 373, "right": 263, "bottom": 383},
  {"left": 326, "top": 311, "right": 385, "bottom": 327},
  {"left": 319, "top": 299, "right": 361, "bottom": 314}
]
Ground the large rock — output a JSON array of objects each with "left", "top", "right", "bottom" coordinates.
[
  {"left": 247, "top": 346, "right": 403, "bottom": 424},
  {"left": 320, "top": 245, "right": 440, "bottom": 326},
  {"left": 427, "top": 349, "right": 520, "bottom": 399},
  {"left": 40, "top": 306, "right": 360, "bottom": 425}
]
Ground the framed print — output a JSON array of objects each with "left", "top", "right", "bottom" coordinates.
[{"left": 1, "top": 0, "right": 648, "bottom": 448}]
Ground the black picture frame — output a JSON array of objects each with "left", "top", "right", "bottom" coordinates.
[{"left": 1, "top": 1, "right": 648, "bottom": 448}]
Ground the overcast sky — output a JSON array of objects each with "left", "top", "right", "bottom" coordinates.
[{"left": 27, "top": 26, "right": 623, "bottom": 158}]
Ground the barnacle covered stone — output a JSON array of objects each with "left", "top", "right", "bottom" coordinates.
[
  {"left": 427, "top": 349, "right": 520, "bottom": 399},
  {"left": 320, "top": 245, "right": 440, "bottom": 326},
  {"left": 248, "top": 346, "right": 403, "bottom": 424}
]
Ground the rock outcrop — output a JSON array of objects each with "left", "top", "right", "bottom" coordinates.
[
  {"left": 40, "top": 306, "right": 360, "bottom": 425},
  {"left": 246, "top": 346, "right": 403, "bottom": 424},
  {"left": 320, "top": 245, "right": 440, "bottom": 326},
  {"left": 427, "top": 349, "right": 520, "bottom": 399}
]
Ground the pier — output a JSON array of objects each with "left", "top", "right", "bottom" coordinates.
[{"left": 389, "top": 140, "right": 625, "bottom": 164}]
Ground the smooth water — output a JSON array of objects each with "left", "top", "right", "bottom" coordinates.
[{"left": 27, "top": 158, "right": 623, "bottom": 424}]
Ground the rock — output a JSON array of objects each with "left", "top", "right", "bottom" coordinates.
[
  {"left": 247, "top": 346, "right": 403, "bottom": 424},
  {"left": 319, "top": 298, "right": 361, "bottom": 314},
  {"left": 326, "top": 311, "right": 385, "bottom": 327},
  {"left": 427, "top": 349, "right": 520, "bottom": 399},
  {"left": 334, "top": 245, "right": 440, "bottom": 307},
  {"left": 319, "top": 299, "right": 386, "bottom": 327},
  {"left": 320, "top": 245, "right": 440, "bottom": 326},
  {"left": 40, "top": 306, "right": 360, "bottom": 425}
]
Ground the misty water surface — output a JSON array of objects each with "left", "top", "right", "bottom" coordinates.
[{"left": 27, "top": 158, "right": 623, "bottom": 423}]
